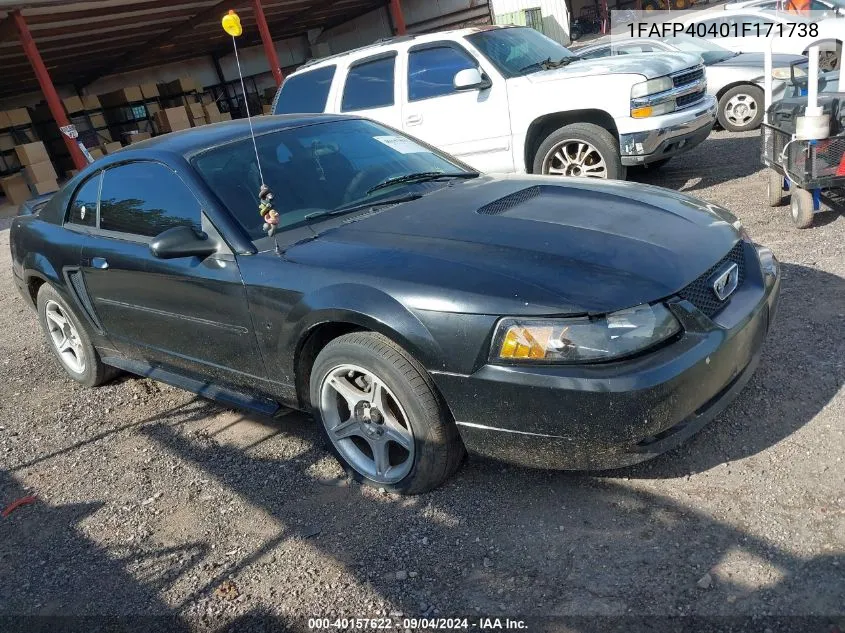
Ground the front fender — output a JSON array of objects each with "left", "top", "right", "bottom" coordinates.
[{"left": 285, "top": 283, "right": 444, "bottom": 372}]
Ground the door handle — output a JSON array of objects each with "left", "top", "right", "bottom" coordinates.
[
  {"left": 405, "top": 114, "right": 423, "bottom": 126},
  {"left": 91, "top": 257, "right": 109, "bottom": 270}
]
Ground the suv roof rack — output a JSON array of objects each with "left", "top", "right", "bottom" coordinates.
[{"left": 299, "top": 34, "right": 420, "bottom": 69}]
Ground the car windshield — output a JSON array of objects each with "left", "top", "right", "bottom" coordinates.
[
  {"left": 465, "top": 27, "right": 577, "bottom": 77},
  {"left": 192, "top": 119, "right": 471, "bottom": 240},
  {"left": 661, "top": 35, "right": 738, "bottom": 64}
]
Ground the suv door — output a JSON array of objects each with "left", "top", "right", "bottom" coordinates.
[
  {"left": 75, "top": 160, "right": 267, "bottom": 388},
  {"left": 401, "top": 42, "right": 514, "bottom": 173}
]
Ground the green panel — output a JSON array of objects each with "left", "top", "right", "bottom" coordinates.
[{"left": 494, "top": 10, "right": 527, "bottom": 26}]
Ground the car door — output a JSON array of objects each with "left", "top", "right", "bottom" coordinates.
[
  {"left": 401, "top": 42, "right": 514, "bottom": 173},
  {"left": 336, "top": 52, "right": 403, "bottom": 129},
  {"left": 77, "top": 160, "right": 267, "bottom": 389}
]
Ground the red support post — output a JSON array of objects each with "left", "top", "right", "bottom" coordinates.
[
  {"left": 11, "top": 10, "right": 87, "bottom": 171},
  {"left": 389, "top": 0, "right": 407, "bottom": 35},
  {"left": 252, "top": 0, "right": 283, "bottom": 87}
]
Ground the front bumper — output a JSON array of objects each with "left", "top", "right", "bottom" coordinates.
[
  {"left": 431, "top": 244, "right": 780, "bottom": 470},
  {"left": 618, "top": 96, "right": 717, "bottom": 166}
]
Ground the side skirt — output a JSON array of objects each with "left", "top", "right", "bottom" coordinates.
[{"left": 102, "top": 356, "right": 282, "bottom": 417}]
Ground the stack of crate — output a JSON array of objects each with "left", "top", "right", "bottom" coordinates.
[{"left": 17, "top": 142, "right": 58, "bottom": 195}]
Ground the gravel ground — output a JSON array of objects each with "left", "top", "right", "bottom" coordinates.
[{"left": 1, "top": 130, "right": 844, "bottom": 633}]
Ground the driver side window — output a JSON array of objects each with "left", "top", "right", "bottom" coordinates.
[{"left": 408, "top": 46, "right": 478, "bottom": 101}]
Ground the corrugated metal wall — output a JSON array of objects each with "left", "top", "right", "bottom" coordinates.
[
  {"left": 491, "top": 0, "right": 571, "bottom": 44},
  {"left": 403, "top": 0, "right": 492, "bottom": 33}
]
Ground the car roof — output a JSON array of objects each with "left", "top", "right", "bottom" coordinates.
[{"left": 120, "top": 113, "right": 350, "bottom": 156}]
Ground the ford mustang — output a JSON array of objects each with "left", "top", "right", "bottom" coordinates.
[{"left": 10, "top": 115, "right": 780, "bottom": 493}]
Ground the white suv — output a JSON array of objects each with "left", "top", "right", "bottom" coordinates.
[{"left": 272, "top": 26, "right": 717, "bottom": 180}]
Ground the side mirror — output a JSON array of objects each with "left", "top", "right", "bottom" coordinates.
[
  {"left": 454, "top": 68, "right": 490, "bottom": 91},
  {"left": 150, "top": 225, "right": 216, "bottom": 259}
]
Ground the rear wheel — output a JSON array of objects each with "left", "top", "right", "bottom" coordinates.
[
  {"left": 310, "top": 332, "right": 464, "bottom": 494},
  {"left": 718, "top": 85, "right": 764, "bottom": 132},
  {"left": 37, "top": 283, "right": 119, "bottom": 387},
  {"left": 534, "top": 123, "right": 626, "bottom": 181},
  {"left": 767, "top": 170, "right": 785, "bottom": 207},
  {"left": 790, "top": 188, "right": 814, "bottom": 229}
]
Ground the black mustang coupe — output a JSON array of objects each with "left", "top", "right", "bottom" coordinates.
[{"left": 10, "top": 115, "right": 780, "bottom": 493}]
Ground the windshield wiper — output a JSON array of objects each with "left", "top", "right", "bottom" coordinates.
[
  {"left": 304, "top": 193, "right": 423, "bottom": 222},
  {"left": 519, "top": 56, "right": 579, "bottom": 74},
  {"left": 366, "top": 171, "right": 479, "bottom": 195},
  {"left": 519, "top": 57, "right": 551, "bottom": 74}
]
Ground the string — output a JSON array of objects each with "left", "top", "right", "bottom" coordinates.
[{"left": 231, "top": 34, "right": 264, "bottom": 185}]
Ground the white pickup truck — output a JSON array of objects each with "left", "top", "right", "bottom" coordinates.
[{"left": 272, "top": 25, "right": 717, "bottom": 180}]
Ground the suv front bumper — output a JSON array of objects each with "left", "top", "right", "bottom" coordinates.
[{"left": 618, "top": 96, "right": 717, "bottom": 166}]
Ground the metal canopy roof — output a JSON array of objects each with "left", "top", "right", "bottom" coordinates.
[{"left": 0, "top": 0, "right": 385, "bottom": 98}]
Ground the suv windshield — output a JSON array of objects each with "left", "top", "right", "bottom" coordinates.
[
  {"left": 192, "top": 119, "right": 471, "bottom": 240},
  {"left": 466, "top": 27, "right": 577, "bottom": 77}
]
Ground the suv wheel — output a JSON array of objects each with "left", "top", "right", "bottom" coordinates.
[
  {"left": 718, "top": 85, "right": 764, "bottom": 132},
  {"left": 534, "top": 123, "right": 626, "bottom": 180},
  {"left": 310, "top": 332, "right": 464, "bottom": 494},
  {"left": 37, "top": 283, "right": 119, "bottom": 387}
]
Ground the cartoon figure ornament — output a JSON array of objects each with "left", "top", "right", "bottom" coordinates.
[{"left": 258, "top": 184, "right": 279, "bottom": 236}]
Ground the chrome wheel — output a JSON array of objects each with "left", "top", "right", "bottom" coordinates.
[
  {"left": 319, "top": 364, "right": 415, "bottom": 484},
  {"left": 724, "top": 93, "right": 758, "bottom": 129},
  {"left": 542, "top": 140, "right": 607, "bottom": 178},
  {"left": 44, "top": 300, "right": 86, "bottom": 374}
]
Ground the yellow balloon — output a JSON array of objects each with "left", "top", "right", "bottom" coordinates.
[{"left": 222, "top": 10, "right": 243, "bottom": 37}]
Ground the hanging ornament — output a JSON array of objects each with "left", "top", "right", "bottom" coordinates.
[{"left": 221, "top": 10, "right": 243, "bottom": 37}]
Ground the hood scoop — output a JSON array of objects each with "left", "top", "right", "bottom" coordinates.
[{"left": 478, "top": 186, "right": 541, "bottom": 215}]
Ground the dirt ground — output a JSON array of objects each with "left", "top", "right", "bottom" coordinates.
[{"left": 1, "top": 130, "right": 843, "bottom": 633}]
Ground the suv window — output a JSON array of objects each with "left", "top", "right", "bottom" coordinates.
[
  {"left": 67, "top": 172, "right": 101, "bottom": 227},
  {"left": 99, "top": 162, "right": 202, "bottom": 238},
  {"left": 341, "top": 56, "right": 396, "bottom": 111},
  {"left": 275, "top": 65, "right": 337, "bottom": 114},
  {"left": 408, "top": 46, "right": 477, "bottom": 101}
]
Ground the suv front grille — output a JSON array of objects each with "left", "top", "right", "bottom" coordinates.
[
  {"left": 673, "top": 67, "right": 704, "bottom": 88},
  {"left": 677, "top": 242, "right": 746, "bottom": 318},
  {"left": 676, "top": 90, "right": 705, "bottom": 109}
]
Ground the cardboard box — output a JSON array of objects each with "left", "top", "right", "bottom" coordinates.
[
  {"left": 190, "top": 116, "right": 207, "bottom": 127},
  {"left": 0, "top": 111, "right": 9, "bottom": 130},
  {"left": 1, "top": 174, "right": 30, "bottom": 205},
  {"left": 160, "top": 77, "right": 197, "bottom": 96},
  {"left": 98, "top": 87, "right": 143, "bottom": 107},
  {"left": 82, "top": 94, "right": 101, "bottom": 110},
  {"left": 23, "top": 160, "right": 57, "bottom": 185},
  {"left": 6, "top": 108, "right": 31, "bottom": 127},
  {"left": 14, "top": 141, "right": 49, "bottom": 166},
  {"left": 202, "top": 102, "right": 222, "bottom": 123},
  {"left": 89, "top": 113, "right": 106, "bottom": 129},
  {"left": 126, "top": 132, "right": 152, "bottom": 144},
  {"left": 262, "top": 105, "right": 272, "bottom": 115},
  {"left": 220, "top": 112, "right": 232, "bottom": 121},
  {"left": 63, "top": 96, "right": 84, "bottom": 114},
  {"left": 102, "top": 141, "right": 123, "bottom": 154},
  {"left": 88, "top": 148, "right": 104, "bottom": 160},
  {"left": 154, "top": 106, "right": 190, "bottom": 133},
  {"left": 146, "top": 102, "right": 160, "bottom": 116},
  {"left": 30, "top": 180, "right": 59, "bottom": 195},
  {"left": 0, "top": 133, "right": 14, "bottom": 152},
  {"left": 140, "top": 83, "right": 160, "bottom": 99}
]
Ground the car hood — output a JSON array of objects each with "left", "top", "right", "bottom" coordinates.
[
  {"left": 528, "top": 52, "right": 700, "bottom": 82},
  {"left": 714, "top": 52, "right": 807, "bottom": 69},
  {"left": 287, "top": 176, "right": 742, "bottom": 316}
]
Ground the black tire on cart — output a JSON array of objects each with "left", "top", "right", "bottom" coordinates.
[
  {"left": 790, "top": 188, "right": 814, "bottom": 229},
  {"left": 767, "top": 170, "right": 785, "bottom": 207}
]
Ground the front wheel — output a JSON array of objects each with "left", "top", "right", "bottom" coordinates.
[
  {"left": 718, "top": 85, "right": 764, "bottom": 132},
  {"left": 767, "top": 170, "right": 785, "bottom": 207},
  {"left": 533, "top": 123, "right": 626, "bottom": 181},
  {"left": 310, "top": 332, "right": 465, "bottom": 494},
  {"left": 790, "top": 188, "right": 815, "bottom": 229}
]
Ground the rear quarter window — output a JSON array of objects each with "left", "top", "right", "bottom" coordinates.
[{"left": 274, "top": 65, "right": 337, "bottom": 114}]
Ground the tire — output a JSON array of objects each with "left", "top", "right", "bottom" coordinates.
[
  {"left": 36, "top": 283, "right": 119, "bottom": 388},
  {"left": 790, "top": 188, "right": 814, "bottom": 229},
  {"left": 718, "top": 85, "right": 764, "bottom": 132},
  {"left": 767, "top": 170, "right": 785, "bottom": 207},
  {"left": 310, "top": 332, "right": 465, "bottom": 494},
  {"left": 533, "top": 123, "right": 626, "bottom": 181}
]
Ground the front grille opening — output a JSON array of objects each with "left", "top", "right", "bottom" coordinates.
[
  {"left": 677, "top": 242, "right": 746, "bottom": 318},
  {"left": 676, "top": 90, "right": 705, "bottom": 109},
  {"left": 673, "top": 67, "right": 704, "bottom": 88}
]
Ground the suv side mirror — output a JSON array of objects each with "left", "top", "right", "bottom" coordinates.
[
  {"left": 150, "top": 225, "right": 216, "bottom": 259},
  {"left": 454, "top": 68, "right": 490, "bottom": 91}
]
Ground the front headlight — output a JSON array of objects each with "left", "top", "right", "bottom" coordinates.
[
  {"left": 772, "top": 65, "right": 807, "bottom": 80},
  {"left": 631, "top": 76, "right": 674, "bottom": 98},
  {"left": 492, "top": 303, "right": 681, "bottom": 364}
]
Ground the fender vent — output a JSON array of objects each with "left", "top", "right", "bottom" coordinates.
[
  {"left": 477, "top": 186, "right": 541, "bottom": 215},
  {"left": 67, "top": 270, "right": 103, "bottom": 330}
]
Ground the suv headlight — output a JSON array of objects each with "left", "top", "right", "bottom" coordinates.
[
  {"left": 492, "top": 303, "right": 681, "bottom": 364},
  {"left": 631, "top": 76, "right": 673, "bottom": 99}
]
